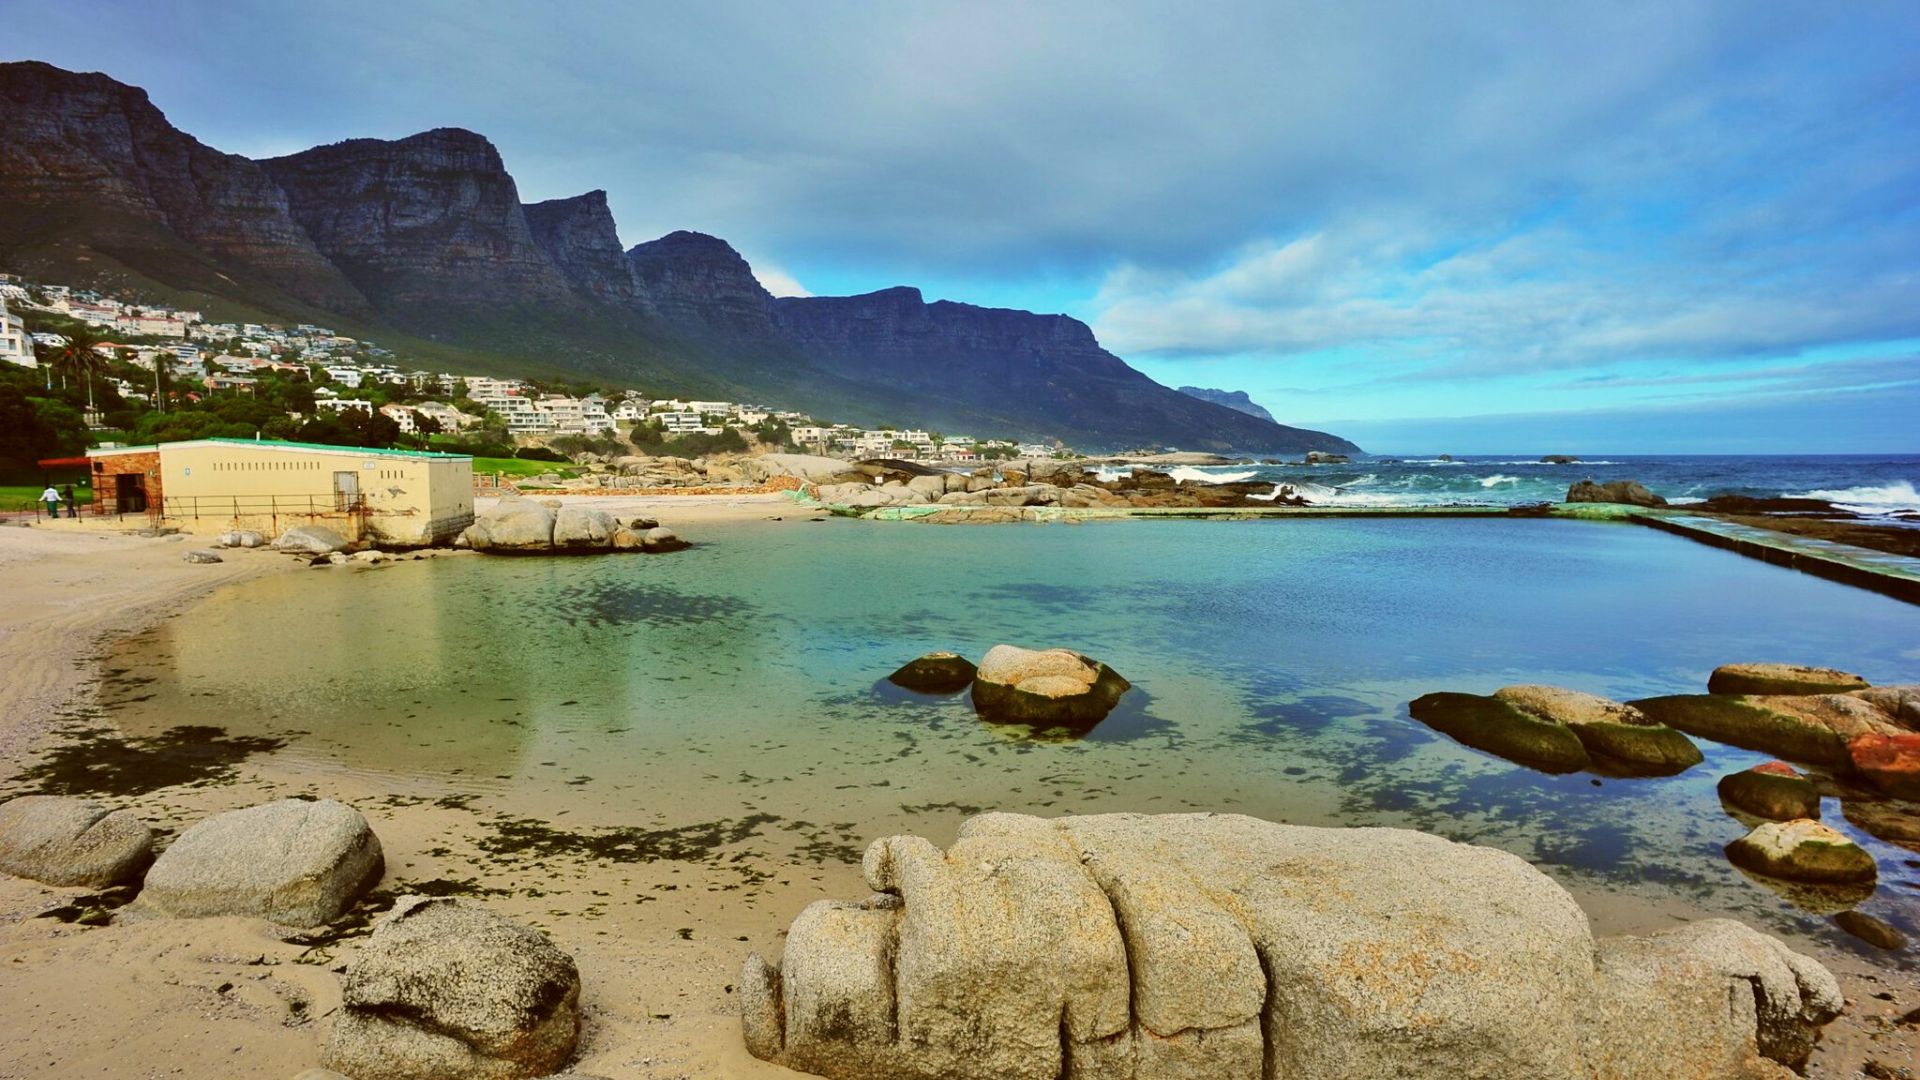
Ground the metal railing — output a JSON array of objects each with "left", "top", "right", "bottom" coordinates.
[{"left": 161, "top": 492, "right": 368, "bottom": 521}]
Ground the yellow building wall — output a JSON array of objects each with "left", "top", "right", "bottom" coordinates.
[{"left": 158, "top": 441, "right": 473, "bottom": 546}]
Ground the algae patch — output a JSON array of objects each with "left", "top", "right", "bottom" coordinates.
[{"left": 7, "top": 724, "right": 286, "bottom": 797}]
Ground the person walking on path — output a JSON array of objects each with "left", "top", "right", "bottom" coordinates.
[
  {"left": 40, "top": 485, "right": 61, "bottom": 519},
  {"left": 60, "top": 485, "right": 77, "bottom": 518}
]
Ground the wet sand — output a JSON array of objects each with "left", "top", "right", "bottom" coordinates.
[{"left": 0, "top": 517, "right": 1915, "bottom": 1079}]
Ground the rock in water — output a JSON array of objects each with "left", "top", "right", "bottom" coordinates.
[
  {"left": 273, "top": 524, "right": 351, "bottom": 554},
  {"left": 1492, "top": 685, "right": 1701, "bottom": 772},
  {"left": 1717, "top": 763, "right": 1821, "bottom": 821},
  {"left": 741, "top": 812, "right": 1842, "bottom": 1079},
  {"left": 1831, "top": 910, "right": 1907, "bottom": 951},
  {"left": 970, "top": 645, "right": 1130, "bottom": 727},
  {"left": 1726, "top": 820, "right": 1877, "bottom": 884},
  {"left": 887, "top": 652, "right": 977, "bottom": 694},
  {"left": 140, "top": 798, "right": 383, "bottom": 926},
  {"left": 1708, "top": 663, "right": 1870, "bottom": 697},
  {"left": 322, "top": 896, "right": 581, "bottom": 1080},
  {"left": 1408, "top": 691, "right": 1591, "bottom": 773},
  {"left": 1849, "top": 732, "right": 1920, "bottom": 800},
  {"left": 1565, "top": 479, "right": 1666, "bottom": 506},
  {"left": 1631, "top": 693, "right": 1900, "bottom": 766},
  {"left": 551, "top": 506, "right": 615, "bottom": 551},
  {"left": 0, "top": 796, "right": 155, "bottom": 887},
  {"left": 640, "top": 526, "right": 688, "bottom": 552},
  {"left": 467, "top": 495, "right": 557, "bottom": 553}
]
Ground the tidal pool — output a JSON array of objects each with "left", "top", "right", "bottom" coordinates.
[{"left": 70, "top": 517, "right": 1920, "bottom": 966}]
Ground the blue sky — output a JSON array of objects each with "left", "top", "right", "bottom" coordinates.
[{"left": 7, "top": 1, "right": 1919, "bottom": 452}]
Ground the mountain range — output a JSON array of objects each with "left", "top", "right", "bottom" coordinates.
[
  {"left": 0, "top": 60, "right": 1358, "bottom": 453},
  {"left": 1176, "top": 387, "right": 1277, "bottom": 423}
]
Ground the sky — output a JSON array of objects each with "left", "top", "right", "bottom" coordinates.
[{"left": 7, "top": 1, "right": 1919, "bottom": 452}]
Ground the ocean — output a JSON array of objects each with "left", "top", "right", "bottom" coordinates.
[{"left": 1100, "top": 453, "right": 1920, "bottom": 514}]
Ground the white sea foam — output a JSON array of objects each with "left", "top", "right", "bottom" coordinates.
[
  {"left": 1797, "top": 480, "right": 1920, "bottom": 515},
  {"left": 1168, "top": 467, "right": 1258, "bottom": 483},
  {"left": 1478, "top": 474, "right": 1520, "bottom": 488}
]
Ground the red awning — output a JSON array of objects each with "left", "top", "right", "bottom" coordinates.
[{"left": 36, "top": 457, "right": 91, "bottom": 468}]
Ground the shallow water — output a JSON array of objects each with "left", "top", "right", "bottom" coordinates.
[{"left": 73, "top": 518, "right": 1920, "bottom": 966}]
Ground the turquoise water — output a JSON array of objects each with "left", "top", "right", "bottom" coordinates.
[{"left": 91, "top": 517, "right": 1920, "bottom": 962}]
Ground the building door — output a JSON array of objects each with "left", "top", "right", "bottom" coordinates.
[
  {"left": 333, "top": 470, "right": 359, "bottom": 511},
  {"left": 114, "top": 473, "right": 147, "bottom": 513}
]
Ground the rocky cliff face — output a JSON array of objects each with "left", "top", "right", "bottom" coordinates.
[
  {"left": 523, "top": 190, "right": 639, "bottom": 304},
  {"left": 1177, "top": 386, "right": 1277, "bottom": 424},
  {"left": 625, "top": 231, "right": 774, "bottom": 334},
  {"left": 775, "top": 288, "right": 1358, "bottom": 453},
  {"left": 0, "top": 61, "right": 368, "bottom": 314},
  {"left": 260, "top": 129, "right": 577, "bottom": 316}
]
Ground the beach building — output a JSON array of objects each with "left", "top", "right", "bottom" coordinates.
[{"left": 86, "top": 438, "right": 473, "bottom": 546}]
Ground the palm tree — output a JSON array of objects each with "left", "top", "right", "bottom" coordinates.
[{"left": 54, "top": 331, "right": 109, "bottom": 412}]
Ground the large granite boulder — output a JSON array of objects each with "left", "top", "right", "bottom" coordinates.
[
  {"left": 1854, "top": 684, "right": 1920, "bottom": 731},
  {"left": 1492, "top": 685, "right": 1701, "bottom": 772},
  {"left": 1408, "top": 691, "right": 1591, "bottom": 773},
  {"left": 0, "top": 796, "right": 154, "bottom": 887},
  {"left": 1631, "top": 693, "right": 1902, "bottom": 766},
  {"left": 640, "top": 526, "right": 688, "bottom": 553},
  {"left": 323, "top": 896, "right": 582, "bottom": 1080},
  {"left": 742, "top": 812, "right": 1841, "bottom": 1080},
  {"left": 550, "top": 506, "right": 616, "bottom": 551},
  {"left": 467, "top": 495, "right": 557, "bottom": 553},
  {"left": 1566, "top": 479, "right": 1667, "bottom": 507},
  {"left": 140, "top": 798, "right": 383, "bottom": 927},
  {"left": 1726, "top": 819, "right": 1876, "bottom": 884},
  {"left": 273, "top": 524, "right": 351, "bottom": 554},
  {"left": 970, "top": 645, "right": 1130, "bottom": 727},
  {"left": 1848, "top": 732, "right": 1920, "bottom": 800},
  {"left": 887, "top": 652, "right": 977, "bottom": 694},
  {"left": 1717, "top": 762, "right": 1821, "bottom": 821},
  {"left": 741, "top": 454, "right": 864, "bottom": 485},
  {"left": 1708, "top": 663, "right": 1869, "bottom": 697}
]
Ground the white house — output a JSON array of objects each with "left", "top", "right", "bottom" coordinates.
[
  {"left": 658, "top": 411, "right": 706, "bottom": 434},
  {"left": 0, "top": 296, "right": 34, "bottom": 368}
]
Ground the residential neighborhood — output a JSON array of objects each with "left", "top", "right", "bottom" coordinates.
[{"left": 0, "top": 272, "right": 1045, "bottom": 468}]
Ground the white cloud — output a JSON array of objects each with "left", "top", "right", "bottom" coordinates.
[{"left": 750, "top": 262, "right": 812, "bottom": 298}]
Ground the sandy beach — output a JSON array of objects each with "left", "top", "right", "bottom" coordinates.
[{"left": 0, "top": 510, "right": 1916, "bottom": 1079}]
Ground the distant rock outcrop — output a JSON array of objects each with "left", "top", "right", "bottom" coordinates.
[
  {"left": 626, "top": 229, "right": 776, "bottom": 334},
  {"left": 1175, "top": 386, "right": 1276, "bottom": 422}
]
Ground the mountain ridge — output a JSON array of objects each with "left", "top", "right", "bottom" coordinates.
[{"left": 0, "top": 60, "right": 1359, "bottom": 454}]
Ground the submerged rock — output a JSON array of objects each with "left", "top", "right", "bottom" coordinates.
[
  {"left": 1630, "top": 693, "right": 1899, "bottom": 766},
  {"left": 0, "top": 796, "right": 154, "bottom": 888},
  {"left": 1709, "top": 663, "right": 1869, "bottom": 697},
  {"left": 1409, "top": 691, "right": 1590, "bottom": 773},
  {"left": 887, "top": 652, "right": 977, "bottom": 694},
  {"left": 140, "top": 798, "right": 383, "bottom": 927},
  {"left": 1492, "top": 685, "right": 1701, "bottom": 772},
  {"left": 742, "top": 812, "right": 1842, "bottom": 1079},
  {"left": 1832, "top": 910, "right": 1907, "bottom": 951},
  {"left": 323, "top": 896, "right": 581, "bottom": 1080},
  {"left": 969, "top": 645, "right": 1130, "bottom": 727},
  {"left": 1842, "top": 799, "right": 1920, "bottom": 853},
  {"left": 1849, "top": 732, "right": 1920, "bottom": 800},
  {"left": 1717, "top": 763, "right": 1821, "bottom": 821},
  {"left": 1726, "top": 819, "right": 1877, "bottom": 884},
  {"left": 273, "top": 524, "right": 350, "bottom": 554}
]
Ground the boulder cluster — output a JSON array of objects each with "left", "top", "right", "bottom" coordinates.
[
  {"left": 0, "top": 795, "right": 582, "bottom": 1080},
  {"left": 742, "top": 811, "right": 1844, "bottom": 1080},
  {"left": 889, "top": 645, "right": 1131, "bottom": 731},
  {"left": 1565, "top": 479, "right": 1668, "bottom": 507},
  {"left": 459, "top": 493, "right": 687, "bottom": 555},
  {"left": 1412, "top": 662, "right": 1917, "bottom": 919},
  {"left": 777, "top": 453, "right": 1300, "bottom": 517}
]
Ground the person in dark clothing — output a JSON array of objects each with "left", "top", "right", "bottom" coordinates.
[{"left": 61, "top": 484, "right": 78, "bottom": 518}]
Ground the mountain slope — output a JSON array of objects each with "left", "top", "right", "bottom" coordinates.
[
  {"left": 1177, "top": 386, "right": 1278, "bottom": 423},
  {"left": 0, "top": 60, "right": 1360, "bottom": 453}
]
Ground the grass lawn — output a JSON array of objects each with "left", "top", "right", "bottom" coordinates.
[
  {"left": 471, "top": 457, "right": 579, "bottom": 480},
  {"left": 0, "top": 483, "right": 94, "bottom": 512}
]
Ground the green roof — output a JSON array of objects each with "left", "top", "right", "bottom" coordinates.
[{"left": 193, "top": 438, "right": 471, "bottom": 460}]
